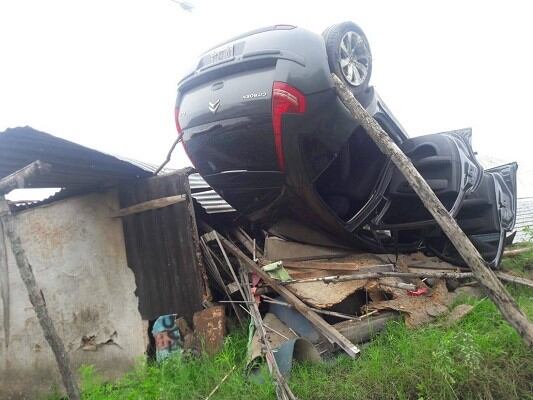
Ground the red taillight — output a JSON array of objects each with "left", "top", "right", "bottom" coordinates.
[
  {"left": 174, "top": 107, "right": 182, "bottom": 135},
  {"left": 272, "top": 81, "right": 306, "bottom": 171}
]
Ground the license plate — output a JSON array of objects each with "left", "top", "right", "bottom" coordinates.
[{"left": 206, "top": 44, "right": 234, "bottom": 66}]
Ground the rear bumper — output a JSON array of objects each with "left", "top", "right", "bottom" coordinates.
[{"left": 202, "top": 170, "right": 285, "bottom": 220}]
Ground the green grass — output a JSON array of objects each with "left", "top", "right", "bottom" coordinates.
[
  {"left": 51, "top": 258, "right": 533, "bottom": 400},
  {"left": 502, "top": 226, "right": 533, "bottom": 278},
  {"left": 501, "top": 246, "right": 533, "bottom": 279},
  {"left": 289, "top": 286, "right": 533, "bottom": 400},
  {"left": 69, "top": 334, "right": 276, "bottom": 400}
]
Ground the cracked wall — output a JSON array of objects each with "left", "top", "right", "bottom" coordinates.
[{"left": 0, "top": 190, "right": 145, "bottom": 399}]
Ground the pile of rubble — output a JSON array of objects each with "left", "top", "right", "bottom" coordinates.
[{"left": 158, "top": 214, "right": 532, "bottom": 399}]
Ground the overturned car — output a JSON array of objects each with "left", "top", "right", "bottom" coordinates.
[{"left": 175, "top": 22, "right": 517, "bottom": 268}]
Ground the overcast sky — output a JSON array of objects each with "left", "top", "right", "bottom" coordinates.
[{"left": 1, "top": 0, "right": 532, "bottom": 196}]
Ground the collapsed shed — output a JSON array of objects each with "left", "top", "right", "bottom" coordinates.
[
  {"left": 1, "top": 126, "right": 531, "bottom": 399},
  {"left": 0, "top": 127, "right": 209, "bottom": 398}
]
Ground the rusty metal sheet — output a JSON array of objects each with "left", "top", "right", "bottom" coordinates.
[
  {"left": 119, "top": 172, "right": 209, "bottom": 323},
  {"left": 192, "top": 306, "right": 225, "bottom": 355}
]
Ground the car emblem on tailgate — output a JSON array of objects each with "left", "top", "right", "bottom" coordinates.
[{"left": 209, "top": 99, "right": 221, "bottom": 114}]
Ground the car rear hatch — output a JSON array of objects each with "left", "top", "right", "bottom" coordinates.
[
  {"left": 178, "top": 65, "right": 277, "bottom": 174},
  {"left": 176, "top": 25, "right": 329, "bottom": 175}
]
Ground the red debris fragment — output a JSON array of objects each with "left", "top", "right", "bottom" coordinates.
[{"left": 407, "top": 287, "right": 428, "bottom": 297}]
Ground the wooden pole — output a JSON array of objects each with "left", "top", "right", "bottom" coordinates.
[
  {"left": 332, "top": 74, "right": 533, "bottom": 346},
  {"left": 496, "top": 272, "right": 533, "bottom": 289},
  {"left": 503, "top": 247, "right": 532, "bottom": 258},
  {"left": 286, "top": 270, "right": 475, "bottom": 284},
  {"left": 0, "top": 198, "right": 80, "bottom": 399},
  {"left": 0, "top": 163, "right": 81, "bottom": 399},
  {"left": 154, "top": 133, "right": 183, "bottom": 175},
  {"left": 284, "top": 269, "right": 533, "bottom": 290}
]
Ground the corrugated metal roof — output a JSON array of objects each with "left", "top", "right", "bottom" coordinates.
[
  {"left": 188, "top": 172, "right": 211, "bottom": 191},
  {"left": 192, "top": 189, "right": 236, "bottom": 214},
  {"left": 515, "top": 197, "right": 533, "bottom": 242},
  {"left": 188, "top": 173, "right": 235, "bottom": 214},
  {"left": 0, "top": 126, "right": 152, "bottom": 190}
]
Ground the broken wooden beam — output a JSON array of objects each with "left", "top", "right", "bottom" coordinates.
[
  {"left": 216, "top": 230, "right": 360, "bottom": 358},
  {"left": 285, "top": 270, "right": 475, "bottom": 284},
  {"left": 111, "top": 194, "right": 186, "bottom": 217},
  {"left": 283, "top": 262, "right": 533, "bottom": 290},
  {"left": 0, "top": 161, "right": 52, "bottom": 195},
  {"left": 503, "top": 247, "right": 532, "bottom": 258},
  {"left": 284, "top": 261, "right": 394, "bottom": 272},
  {"left": 155, "top": 133, "right": 183, "bottom": 175},
  {"left": 496, "top": 272, "right": 533, "bottom": 289},
  {"left": 333, "top": 73, "right": 533, "bottom": 346}
]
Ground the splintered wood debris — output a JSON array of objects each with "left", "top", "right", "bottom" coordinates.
[
  {"left": 198, "top": 223, "right": 533, "bottom": 399},
  {"left": 283, "top": 254, "right": 392, "bottom": 308},
  {"left": 366, "top": 279, "right": 452, "bottom": 327}
]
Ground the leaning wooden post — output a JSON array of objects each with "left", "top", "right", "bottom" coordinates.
[
  {"left": 332, "top": 74, "right": 533, "bottom": 346},
  {"left": 0, "top": 163, "right": 81, "bottom": 399}
]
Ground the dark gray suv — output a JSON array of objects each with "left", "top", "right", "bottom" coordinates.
[{"left": 176, "top": 22, "right": 517, "bottom": 267}]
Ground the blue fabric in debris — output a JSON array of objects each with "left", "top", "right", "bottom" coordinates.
[{"left": 152, "top": 314, "right": 182, "bottom": 362}]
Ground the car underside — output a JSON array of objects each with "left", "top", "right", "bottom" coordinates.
[{"left": 175, "top": 23, "right": 518, "bottom": 268}]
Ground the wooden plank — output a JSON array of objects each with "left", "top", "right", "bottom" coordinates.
[
  {"left": 333, "top": 73, "right": 533, "bottom": 346},
  {"left": 111, "top": 194, "right": 186, "bottom": 217},
  {"left": 285, "top": 261, "right": 393, "bottom": 272},
  {"left": 0, "top": 160, "right": 52, "bottom": 195},
  {"left": 496, "top": 272, "right": 533, "bottom": 289},
  {"left": 216, "top": 231, "right": 360, "bottom": 358},
  {"left": 503, "top": 247, "right": 532, "bottom": 258},
  {"left": 287, "top": 270, "right": 475, "bottom": 284}
]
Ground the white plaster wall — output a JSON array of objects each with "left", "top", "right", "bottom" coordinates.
[{"left": 0, "top": 190, "right": 145, "bottom": 399}]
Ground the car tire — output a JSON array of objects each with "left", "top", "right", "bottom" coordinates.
[{"left": 322, "top": 21, "right": 372, "bottom": 98}]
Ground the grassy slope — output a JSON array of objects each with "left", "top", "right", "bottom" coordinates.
[{"left": 53, "top": 251, "right": 533, "bottom": 400}]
